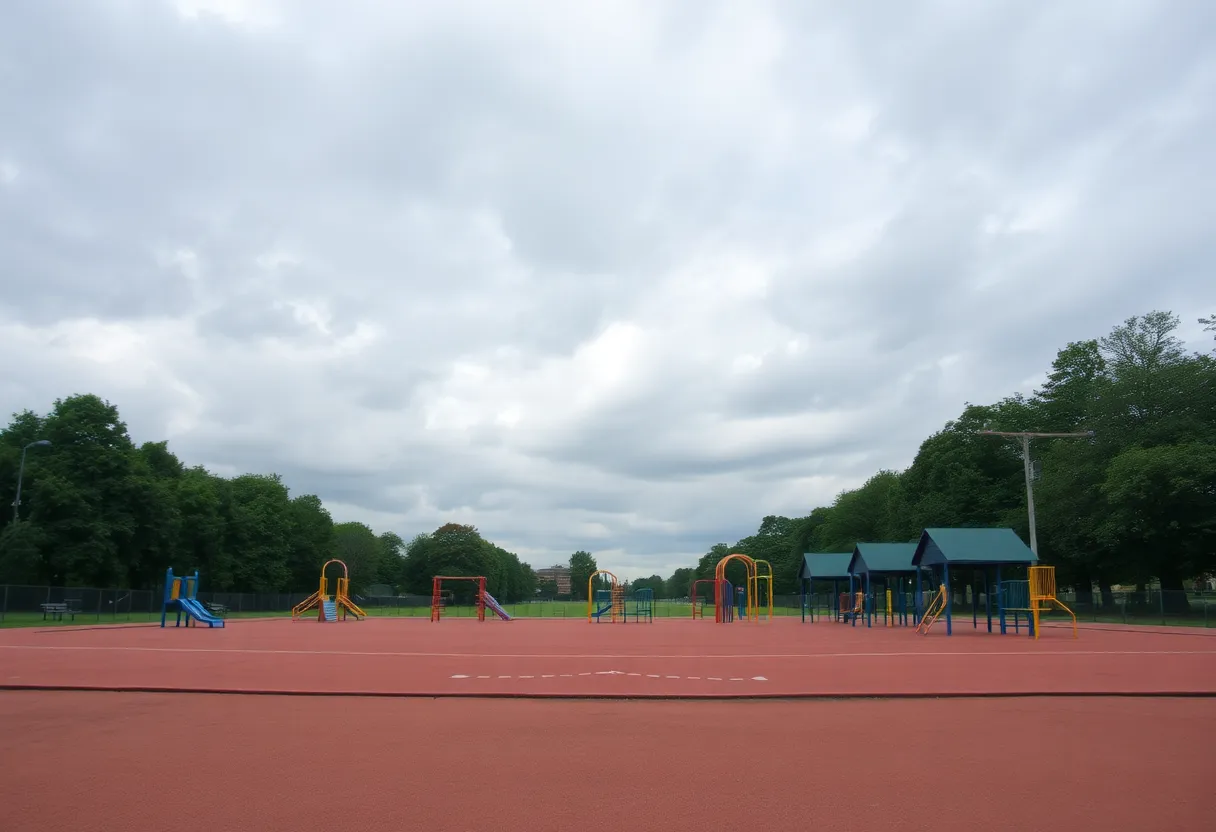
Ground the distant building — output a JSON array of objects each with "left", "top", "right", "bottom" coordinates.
[{"left": 536, "top": 564, "right": 572, "bottom": 596}]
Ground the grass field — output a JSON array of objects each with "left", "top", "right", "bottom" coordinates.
[{"left": 3, "top": 596, "right": 1212, "bottom": 628}]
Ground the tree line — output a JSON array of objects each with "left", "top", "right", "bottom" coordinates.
[
  {"left": 0, "top": 396, "right": 537, "bottom": 602},
  {"left": 636, "top": 311, "right": 1216, "bottom": 605},
  {"left": 2, "top": 310, "right": 1211, "bottom": 605}
]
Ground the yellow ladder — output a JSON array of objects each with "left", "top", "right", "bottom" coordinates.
[{"left": 917, "top": 585, "right": 948, "bottom": 634}]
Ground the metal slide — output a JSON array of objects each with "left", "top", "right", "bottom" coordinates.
[
  {"left": 482, "top": 591, "right": 512, "bottom": 621},
  {"left": 178, "top": 597, "right": 226, "bottom": 628}
]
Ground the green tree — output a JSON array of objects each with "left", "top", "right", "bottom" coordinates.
[
  {"left": 568, "top": 550, "right": 599, "bottom": 601},
  {"left": 333, "top": 521, "right": 382, "bottom": 591},
  {"left": 664, "top": 567, "right": 695, "bottom": 599}
]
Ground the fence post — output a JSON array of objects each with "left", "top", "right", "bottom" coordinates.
[{"left": 1, "top": 585, "right": 6, "bottom": 622}]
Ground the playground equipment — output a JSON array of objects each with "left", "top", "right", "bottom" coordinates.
[
  {"left": 161, "top": 567, "right": 225, "bottom": 628},
  {"left": 587, "top": 570, "right": 621, "bottom": 623},
  {"left": 690, "top": 578, "right": 720, "bottom": 620},
  {"left": 690, "top": 554, "right": 774, "bottom": 623},
  {"left": 630, "top": 588, "right": 654, "bottom": 622},
  {"left": 585, "top": 572, "right": 654, "bottom": 623},
  {"left": 839, "top": 591, "right": 864, "bottom": 623},
  {"left": 998, "top": 566, "right": 1077, "bottom": 639},
  {"left": 292, "top": 559, "right": 367, "bottom": 622},
  {"left": 916, "top": 584, "right": 947, "bottom": 634},
  {"left": 430, "top": 575, "right": 512, "bottom": 622}
]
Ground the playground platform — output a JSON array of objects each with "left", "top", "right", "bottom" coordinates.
[{"left": 0, "top": 617, "right": 1213, "bottom": 698}]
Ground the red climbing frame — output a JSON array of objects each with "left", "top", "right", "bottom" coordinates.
[
  {"left": 431, "top": 576, "right": 486, "bottom": 622},
  {"left": 689, "top": 578, "right": 724, "bottom": 619}
]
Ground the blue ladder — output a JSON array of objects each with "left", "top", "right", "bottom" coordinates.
[{"left": 322, "top": 600, "right": 337, "bottom": 621}]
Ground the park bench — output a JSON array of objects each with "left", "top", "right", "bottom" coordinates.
[
  {"left": 202, "top": 601, "right": 228, "bottom": 617},
  {"left": 40, "top": 602, "right": 82, "bottom": 622}
]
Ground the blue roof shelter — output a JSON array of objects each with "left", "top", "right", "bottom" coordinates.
[
  {"left": 847, "top": 542, "right": 919, "bottom": 628},
  {"left": 910, "top": 528, "right": 1038, "bottom": 635},
  {"left": 797, "top": 553, "right": 852, "bottom": 623}
]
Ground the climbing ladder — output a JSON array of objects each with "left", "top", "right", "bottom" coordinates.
[
  {"left": 1029, "top": 566, "right": 1077, "bottom": 640},
  {"left": 322, "top": 599, "right": 337, "bottom": 621},
  {"left": 917, "top": 584, "right": 948, "bottom": 634}
]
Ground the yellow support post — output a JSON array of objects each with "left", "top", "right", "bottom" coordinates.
[{"left": 885, "top": 589, "right": 893, "bottom": 627}]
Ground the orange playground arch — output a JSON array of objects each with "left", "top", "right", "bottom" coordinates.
[
  {"left": 291, "top": 559, "right": 367, "bottom": 621},
  {"left": 707, "top": 553, "right": 774, "bottom": 623}
]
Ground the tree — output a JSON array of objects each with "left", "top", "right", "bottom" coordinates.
[
  {"left": 1098, "top": 443, "right": 1216, "bottom": 607},
  {"left": 630, "top": 575, "right": 665, "bottom": 596},
  {"left": 665, "top": 567, "right": 695, "bottom": 599},
  {"left": 333, "top": 522, "right": 383, "bottom": 591},
  {"left": 568, "top": 550, "right": 598, "bottom": 601}
]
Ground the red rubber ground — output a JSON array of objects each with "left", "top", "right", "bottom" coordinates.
[
  {"left": 1, "top": 691, "right": 1212, "bottom": 831},
  {"left": 1, "top": 618, "right": 1214, "bottom": 697}
]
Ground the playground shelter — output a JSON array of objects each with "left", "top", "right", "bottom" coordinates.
[
  {"left": 847, "top": 542, "right": 919, "bottom": 627},
  {"left": 910, "top": 527, "right": 1074, "bottom": 637},
  {"left": 797, "top": 552, "right": 853, "bottom": 623}
]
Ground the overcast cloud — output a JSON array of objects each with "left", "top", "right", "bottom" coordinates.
[{"left": 1, "top": 0, "right": 1212, "bottom": 579}]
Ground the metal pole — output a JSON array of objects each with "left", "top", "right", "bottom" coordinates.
[
  {"left": 12, "top": 440, "right": 51, "bottom": 523},
  {"left": 978, "top": 430, "right": 1092, "bottom": 559},
  {"left": 12, "top": 445, "right": 29, "bottom": 523},
  {"left": 1022, "top": 434, "right": 1038, "bottom": 557}
]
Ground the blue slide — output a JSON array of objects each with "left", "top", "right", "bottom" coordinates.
[
  {"left": 178, "top": 597, "right": 225, "bottom": 628},
  {"left": 482, "top": 592, "right": 512, "bottom": 621}
]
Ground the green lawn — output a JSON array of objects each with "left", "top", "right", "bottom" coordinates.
[{"left": 2, "top": 599, "right": 1209, "bottom": 628}]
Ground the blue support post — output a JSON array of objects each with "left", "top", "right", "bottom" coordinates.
[
  {"left": 865, "top": 572, "right": 872, "bottom": 628},
  {"left": 985, "top": 567, "right": 993, "bottom": 633},
  {"left": 915, "top": 569, "right": 923, "bottom": 623},
  {"left": 997, "top": 565, "right": 1006, "bottom": 634},
  {"left": 972, "top": 570, "right": 978, "bottom": 629}
]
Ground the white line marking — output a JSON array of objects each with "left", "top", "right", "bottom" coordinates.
[
  {"left": 647, "top": 674, "right": 660, "bottom": 678},
  {"left": 688, "top": 676, "right": 701, "bottom": 680},
  {"left": 559, "top": 674, "right": 572, "bottom": 677},
  {"left": 542, "top": 674, "right": 555, "bottom": 678},
  {"left": 666, "top": 675, "right": 680, "bottom": 679},
  {"left": 627, "top": 672, "right": 641, "bottom": 676},
  {"left": 519, "top": 675, "right": 534, "bottom": 679},
  {"left": 450, "top": 674, "right": 469, "bottom": 679},
  {"left": 708, "top": 677, "right": 722, "bottom": 681},
  {"left": 578, "top": 672, "right": 591, "bottom": 676},
  {"left": 0, "top": 644, "right": 1211, "bottom": 660},
  {"left": 752, "top": 676, "right": 768, "bottom": 681},
  {"left": 497, "top": 675, "right": 511, "bottom": 679},
  {"left": 730, "top": 678, "right": 744, "bottom": 681},
  {"left": 477, "top": 675, "right": 490, "bottom": 679}
]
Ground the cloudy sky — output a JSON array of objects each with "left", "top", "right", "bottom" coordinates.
[{"left": 1, "top": 0, "right": 1212, "bottom": 579}]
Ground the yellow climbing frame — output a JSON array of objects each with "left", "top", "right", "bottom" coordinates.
[
  {"left": 1028, "top": 565, "right": 1077, "bottom": 640},
  {"left": 586, "top": 569, "right": 623, "bottom": 622}
]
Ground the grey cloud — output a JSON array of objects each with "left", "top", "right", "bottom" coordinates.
[{"left": 1, "top": 0, "right": 1213, "bottom": 578}]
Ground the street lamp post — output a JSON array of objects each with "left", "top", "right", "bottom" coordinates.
[
  {"left": 977, "top": 430, "right": 1093, "bottom": 557},
  {"left": 12, "top": 439, "right": 52, "bottom": 523}
]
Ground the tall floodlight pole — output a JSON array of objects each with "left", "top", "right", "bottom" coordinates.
[
  {"left": 12, "top": 439, "right": 52, "bottom": 523},
  {"left": 977, "top": 430, "right": 1093, "bottom": 557}
]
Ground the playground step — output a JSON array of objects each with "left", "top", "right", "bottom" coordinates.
[{"left": 322, "top": 600, "right": 337, "bottom": 621}]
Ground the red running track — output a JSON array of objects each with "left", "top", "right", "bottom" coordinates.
[
  {"left": 1, "top": 691, "right": 1213, "bottom": 831},
  {"left": 2, "top": 617, "right": 1214, "bottom": 697}
]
